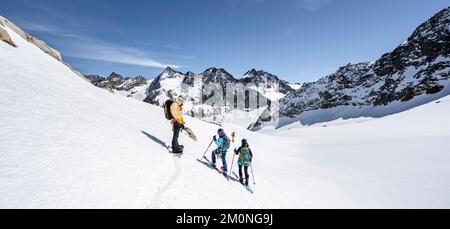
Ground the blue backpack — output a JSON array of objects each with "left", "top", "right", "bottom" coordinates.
[{"left": 222, "top": 135, "right": 231, "bottom": 150}]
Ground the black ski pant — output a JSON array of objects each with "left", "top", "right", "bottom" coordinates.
[
  {"left": 172, "top": 122, "right": 182, "bottom": 152},
  {"left": 238, "top": 165, "right": 249, "bottom": 181}
]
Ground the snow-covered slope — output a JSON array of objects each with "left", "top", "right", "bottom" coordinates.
[
  {"left": 1, "top": 15, "right": 449, "bottom": 209},
  {"left": 0, "top": 21, "right": 242, "bottom": 208},
  {"left": 288, "top": 83, "right": 303, "bottom": 91},
  {"left": 260, "top": 95, "right": 450, "bottom": 208}
]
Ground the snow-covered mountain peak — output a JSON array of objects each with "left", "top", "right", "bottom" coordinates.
[
  {"left": 201, "top": 67, "right": 236, "bottom": 82},
  {"left": 185, "top": 71, "right": 196, "bottom": 76},
  {"left": 107, "top": 72, "right": 125, "bottom": 82},
  {"left": 242, "top": 69, "right": 281, "bottom": 81},
  {"left": 243, "top": 69, "right": 279, "bottom": 79},
  {"left": 243, "top": 68, "right": 260, "bottom": 77},
  {"left": 241, "top": 69, "right": 294, "bottom": 95},
  {"left": 409, "top": 6, "right": 449, "bottom": 41},
  {"left": 202, "top": 67, "right": 229, "bottom": 75},
  {"left": 159, "top": 66, "right": 185, "bottom": 80}
]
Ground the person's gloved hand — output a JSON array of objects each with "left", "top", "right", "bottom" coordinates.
[
  {"left": 180, "top": 122, "right": 185, "bottom": 130},
  {"left": 213, "top": 135, "right": 217, "bottom": 141}
]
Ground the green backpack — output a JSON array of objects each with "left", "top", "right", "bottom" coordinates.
[{"left": 238, "top": 147, "right": 252, "bottom": 166}]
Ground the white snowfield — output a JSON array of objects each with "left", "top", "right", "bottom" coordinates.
[{"left": 1, "top": 22, "right": 449, "bottom": 209}]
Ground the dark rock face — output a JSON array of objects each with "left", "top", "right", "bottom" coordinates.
[
  {"left": 85, "top": 72, "right": 149, "bottom": 92},
  {"left": 202, "top": 68, "right": 238, "bottom": 85},
  {"left": 251, "top": 7, "right": 450, "bottom": 129},
  {"left": 0, "top": 25, "right": 16, "bottom": 47},
  {"left": 84, "top": 75, "right": 105, "bottom": 86},
  {"left": 182, "top": 71, "right": 196, "bottom": 87}
]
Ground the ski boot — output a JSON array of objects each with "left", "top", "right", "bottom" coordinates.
[{"left": 174, "top": 145, "right": 184, "bottom": 155}]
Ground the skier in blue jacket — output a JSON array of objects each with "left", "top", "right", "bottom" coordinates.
[{"left": 211, "top": 128, "right": 230, "bottom": 173}]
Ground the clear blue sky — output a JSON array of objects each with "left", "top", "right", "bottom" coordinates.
[{"left": 0, "top": 0, "right": 448, "bottom": 82}]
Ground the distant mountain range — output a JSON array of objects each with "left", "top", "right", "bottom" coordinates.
[
  {"left": 85, "top": 7, "right": 450, "bottom": 129},
  {"left": 85, "top": 67, "right": 298, "bottom": 125},
  {"left": 250, "top": 6, "right": 450, "bottom": 130}
]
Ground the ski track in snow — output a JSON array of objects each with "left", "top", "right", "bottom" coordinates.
[{"left": 147, "top": 156, "right": 181, "bottom": 209}]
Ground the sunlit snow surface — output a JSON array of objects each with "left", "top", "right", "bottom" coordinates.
[{"left": 1, "top": 22, "right": 449, "bottom": 209}]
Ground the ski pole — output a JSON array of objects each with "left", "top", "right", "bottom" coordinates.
[
  {"left": 200, "top": 140, "right": 214, "bottom": 160},
  {"left": 250, "top": 163, "right": 256, "bottom": 185},
  {"left": 229, "top": 150, "right": 236, "bottom": 177}
]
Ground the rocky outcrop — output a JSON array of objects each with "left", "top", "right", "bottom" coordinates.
[
  {"left": 251, "top": 6, "right": 450, "bottom": 130},
  {"left": 0, "top": 15, "right": 88, "bottom": 82},
  {"left": 0, "top": 23, "right": 16, "bottom": 47},
  {"left": 27, "top": 36, "right": 63, "bottom": 62},
  {"left": 0, "top": 16, "right": 62, "bottom": 61}
]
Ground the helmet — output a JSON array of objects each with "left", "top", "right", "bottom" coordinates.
[{"left": 242, "top": 139, "right": 248, "bottom": 146}]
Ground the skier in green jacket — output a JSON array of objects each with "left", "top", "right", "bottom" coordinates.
[{"left": 234, "top": 139, "right": 253, "bottom": 186}]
